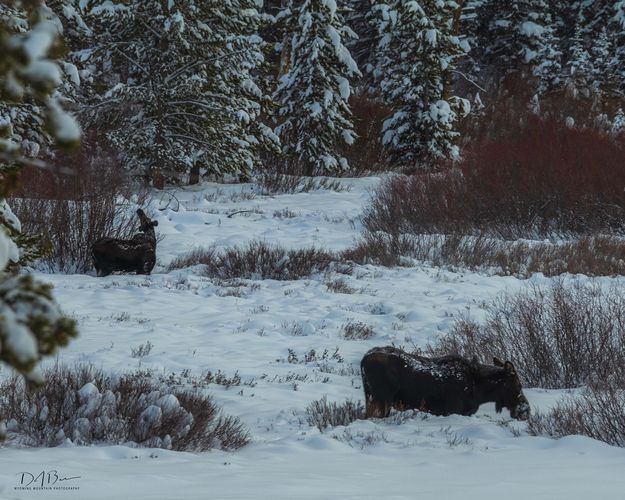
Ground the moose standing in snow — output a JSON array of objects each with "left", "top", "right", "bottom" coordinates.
[
  {"left": 91, "top": 209, "right": 159, "bottom": 277},
  {"left": 361, "top": 346, "right": 530, "bottom": 420}
]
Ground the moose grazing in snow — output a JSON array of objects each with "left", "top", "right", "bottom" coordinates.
[
  {"left": 360, "top": 346, "right": 530, "bottom": 420},
  {"left": 91, "top": 209, "right": 159, "bottom": 277}
]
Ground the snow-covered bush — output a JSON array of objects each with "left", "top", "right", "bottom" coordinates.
[
  {"left": 305, "top": 396, "right": 365, "bottom": 431},
  {"left": 0, "top": 365, "right": 249, "bottom": 450},
  {"left": 427, "top": 280, "right": 625, "bottom": 389}
]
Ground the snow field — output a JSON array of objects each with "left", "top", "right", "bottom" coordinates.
[{"left": 1, "top": 179, "right": 624, "bottom": 500}]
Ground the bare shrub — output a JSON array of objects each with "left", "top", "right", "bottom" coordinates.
[
  {"left": 273, "top": 208, "right": 297, "bottom": 219},
  {"left": 0, "top": 365, "right": 249, "bottom": 451},
  {"left": 342, "top": 232, "right": 418, "bottom": 267},
  {"left": 202, "top": 241, "right": 336, "bottom": 280},
  {"left": 305, "top": 396, "right": 365, "bottom": 431},
  {"left": 528, "top": 381, "right": 625, "bottom": 447},
  {"left": 10, "top": 149, "right": 145, "bottom": 273},
  {"left": 343, "top": 232, "right": 625, "bottom": 278},
  {"left": 364, "top": 119, "right": 625, "bottom": 239},
  {"left": 342, "top": 321, "right": 375, "bottom": 340},
  {"left": 203, "top": 370, "right": 242, "bottom": 389},
  {"left": 333, "top": 428, "right": 389, "bottom": 448},
  {"left": 166, "top": 246, "right": 217, "bottom": 271},
  {"left": 170, "top": 242, "right": 340, "bottom": 279},
  {"left": 256, "top": 171, "right": 349, "bottom": 195},
  {"left": 130, "top": 341, "right": 153, "bottom": 359},
  {"left": 325, "top": 278, "right": 356, "bottom": 294},
  {"left": 427, "top": 281, "right": 625, "bottom": 389},
  {"left": 441, "top": 426, "right": 472, "bottom": 447}
]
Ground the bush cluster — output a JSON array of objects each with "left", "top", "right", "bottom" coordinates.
[
  {"left": 0, "top": 365, "right": 249, "bottom": 451},
  {"left": 364, "top": 119, "right": 625, "bottom": 239}
]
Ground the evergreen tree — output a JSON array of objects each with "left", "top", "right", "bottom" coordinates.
[
  {"left": 82, "top": 0, "right": 279, "bottom": 186},
  {"left": 590, "top": 27, "right": 615, "bottom": 95},
  {"left": 564, "top": 25, "right": 593, "bottom": 99},
  {"left": 612, "top": 107, "right": 625, "bottom": 135},
  {"left": 274, "top": 0, "right": 360, "bottom": 175},
  {"left": 374, "top": 0, "right": 470, "bottom": 168},
  {"left": 466, "top": 0, "right": 561, "bottom": 95},
  {"left": 345, "top": 0, "right": 377, "bottom": 86},
  {"left": 577, "top": 0, "right": 612, "bottom": 40},
  {"left": 0, "top": 0, "right": 79, "bottom": 437},
  {"left": 611, "top": 1, "right": 625, "bottom": 93}
]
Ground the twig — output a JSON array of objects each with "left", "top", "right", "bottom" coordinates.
[
  {"left": 452, "top": 70, "right": 487, "bottom": 93},
  {"left": 227, "top": 210, "right": 258, "bottom": 218}
]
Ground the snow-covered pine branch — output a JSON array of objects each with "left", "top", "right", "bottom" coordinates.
[{"left": 0, "top": 0, "right": 79, "bottom": 439}]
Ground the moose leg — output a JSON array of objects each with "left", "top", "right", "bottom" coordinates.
[
  {"left": 142, "top": 260, "right": 154, "bottom": 275},
  {"left": 382, "top": 401, "right": 392, "bottom": 418},
  {"left": 365, "top": 395, "right": 379, "bottom": 419}
]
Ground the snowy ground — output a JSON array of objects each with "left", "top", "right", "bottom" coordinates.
[{"left": 1, "top": 178, "right": 624, "bottom": 499}]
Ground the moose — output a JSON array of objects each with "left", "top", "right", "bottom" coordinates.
[
  {"left": 360, "top": 346, "right": 530, "bottom": 420},
  {"left": 91, "top": 209, "right": 159, "bottom": 277}
]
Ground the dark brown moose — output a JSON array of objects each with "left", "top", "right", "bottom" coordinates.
[
  {"left": 361, "top": 346, "right": 530, "bottom": 420},
  {"left": 91, "top": 209, "right": 158, "bottom": 277}
]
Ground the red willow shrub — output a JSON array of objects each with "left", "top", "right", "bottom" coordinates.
[
  {"left": 364, "top": 117, "right": 625, "bottom": 239},
  {"left": 10, "top": 145, "right": 146, "bottom": 273}
]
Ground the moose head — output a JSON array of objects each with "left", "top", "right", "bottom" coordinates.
[{"left": 492, "top": 357, "right": 530, "bottom": 420}]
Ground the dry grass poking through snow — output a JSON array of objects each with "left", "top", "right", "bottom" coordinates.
[
  {"left": 0, "top": 365, "right": 249, "bottom": 451},
  {"left": 341, "top": 321, "right": 375, "bottom": 340}
]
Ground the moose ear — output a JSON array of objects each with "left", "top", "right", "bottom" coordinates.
[
  {"left": 152, "top": 220, "right": 159, "bottom": 227},
  {"left": 504, "top": 361, "right": 516, "bottom": 374},
  {"left": 493, "top": 357, "right": 504, "bottom": 367},
  {"left": 137, "top": 208, "right": 145, "bottom": 216}
]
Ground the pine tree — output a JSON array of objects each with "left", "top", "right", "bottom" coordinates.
[
  {"left": 374, "top": 0, "right": 470, "bottom": 168},
  {"left": 467, "top": 0, "right": 562, "bottom": 95},
  {"left": 612, "top": 107, "right": 625, "bottom": 135},
  {"left": 564, "top": 25, "right": 593, "bottom": 99},
  {"left": 578, "top": 0, "right": 612, "bottom": 40},
  {"left": 611, "top": 1, "right": 625, "bottom": 94},
  {"left": 345, "top": 0, "right": 377, "bottom": 86},
  {"left": 274, "top": 0, "right": 361, "bottom": 175},
  {"left": 0, "top": 0, "right": 79, "bottom": 438},
  {"left": 590, "top": 27, "right": 614, "bottom": 94},
  {"left": 82, "top": 0, "right": 279, "bottom": 186}
]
